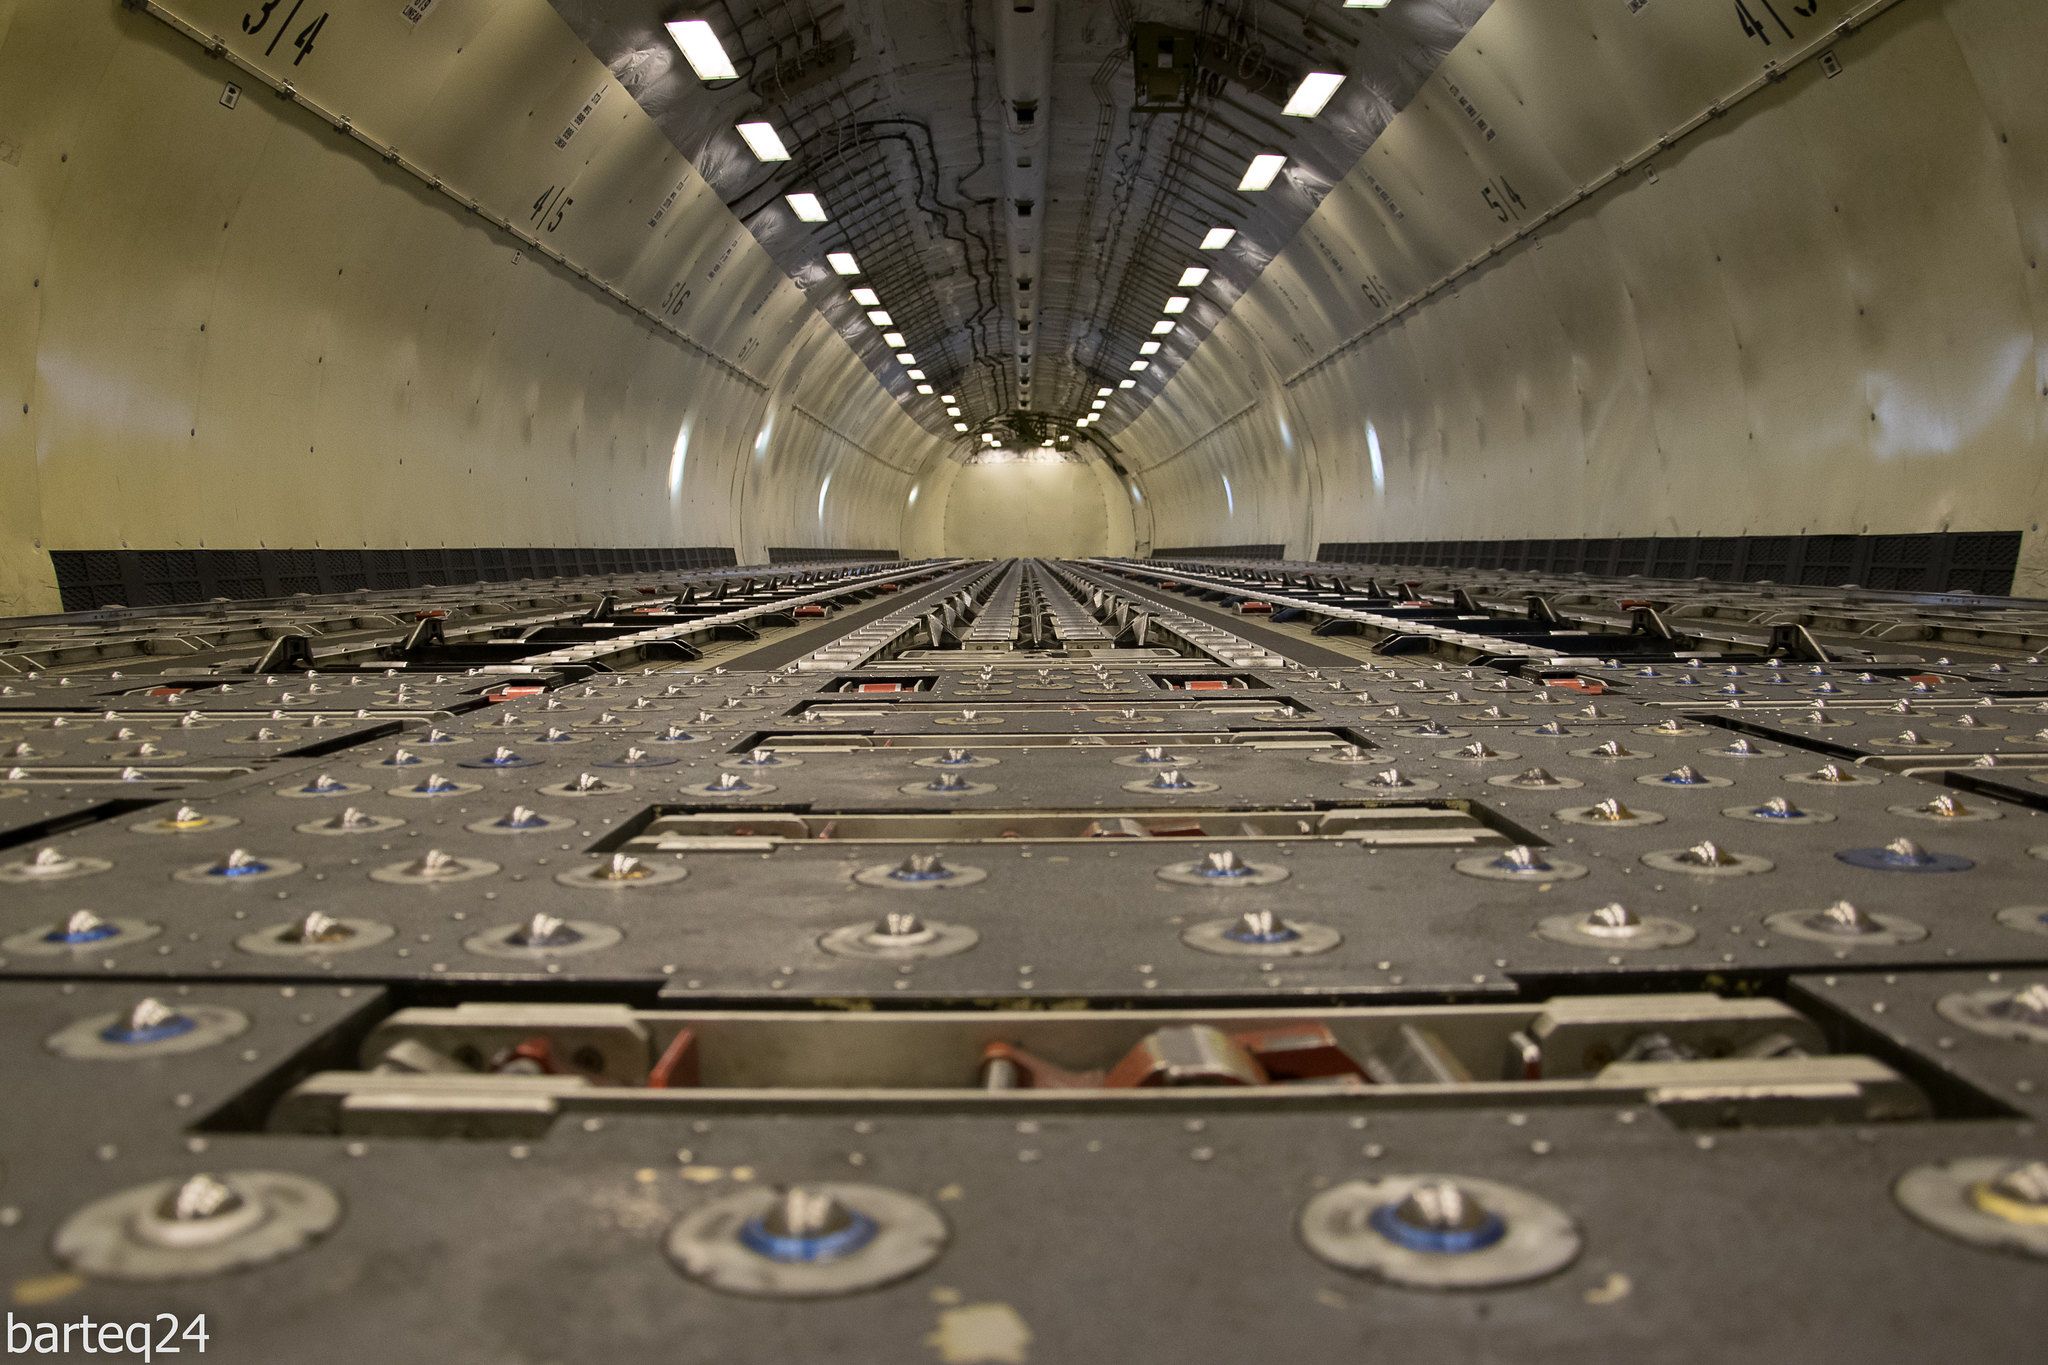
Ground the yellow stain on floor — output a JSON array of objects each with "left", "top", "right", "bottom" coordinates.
[
  {"left": 12, "top": 1274, "right": 85, "bottom": 1307},
  {"left": 925, "top": 1302, "right": 1032, "bottom": 1365}
]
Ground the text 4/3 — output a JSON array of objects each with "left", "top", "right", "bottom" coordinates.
[{"left": 1734, "top": 0, "right": 1822, "bottom": 45}]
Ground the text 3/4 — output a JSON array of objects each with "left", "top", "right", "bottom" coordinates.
[{"left": 242, "top": 2, "right": 329, "bottom": 67}]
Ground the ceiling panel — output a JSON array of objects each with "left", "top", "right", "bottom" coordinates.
[{"left": 546, "top": 0, "right": 1490, "bottom": 449}]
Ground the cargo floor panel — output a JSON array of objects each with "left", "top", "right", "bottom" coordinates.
[
  {"left": 245, "top": 992, "right": 1953, "bottom": 1134},
  {"left": 5, "top": 556, "right": 2048, "bottom": 1362}
]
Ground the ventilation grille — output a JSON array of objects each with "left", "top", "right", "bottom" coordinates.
[
  {"left": 1150, "top": 544, "right": 1285, "bottom": 560},
  {"left": 1311, "top": 532, "right": 2023, "bottom": 596},
  {"left": 766, "top": 547, "right": 900, "bottom": 565},
  {"left": 50, "top": 547, "right": 740, "bottom": 611}
]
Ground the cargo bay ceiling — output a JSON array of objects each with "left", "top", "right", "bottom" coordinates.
[
  {"left": 6, "top": 0, "right": 2048, "bottom": 610},
  {"left": 549, "top": 0, "right": 2048, "bottom": 590},
  {"left": 547, "top": 0, "right": 1491, "bottom": 444}
]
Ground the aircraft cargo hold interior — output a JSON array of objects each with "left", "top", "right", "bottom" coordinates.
[{"left": 2, "top": 1, "right": 2047, "bottom": 1361}]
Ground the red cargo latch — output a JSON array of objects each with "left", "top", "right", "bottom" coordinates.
[
  {"left": 647, "top": 1029, "right": 701, "bottom": 1088},
  {"left": 490, "top": 1036, "right": 560, "bottom": 1075}
]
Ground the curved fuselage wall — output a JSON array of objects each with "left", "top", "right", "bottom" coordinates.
[
  {"left": 0, "top": 0, "right": 943, "bottom": 612},
  {"left": 1116, "top": 0, "right": 2048, "bottom": 593}
]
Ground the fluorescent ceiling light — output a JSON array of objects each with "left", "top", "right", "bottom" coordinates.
[
  {"left": 1283, "top": 71, "right": 1346, "bottom": 119},
  {"left": 1238, "top": 153, "right": 1286, "bottom": 192},
  {"left": 941, "top": 394, "right": 956, "bottom": 402},
  {"left": 1120, "top": 379, "right": 1137, "bottom": 389},
  {"left": 665, "top": 20, "right": 737, "bottom": 81},
  {"left": 946, "top": 407, "right": 962, "bottom": 417},
  {"left": 827, "top": 251, "right": 860, "bottom": 276},
  {"left": 1179, "top": 266, "right": 1210, "bottom": 288},
  {"left": 736, "top": 121, "right": 790, "bottom": 161},
  {"left": 895, "top": 352, "right": 916, "bottom": 365},
  {"left": 1200, "top": 227, "right": 1236, "bottom": 250},
  {"left": 916, "top": 384, "right": 934, "bottom": 395},
  {"left": 1344, "top": 0, "right": 1393, "bottom": 8},
  {"left": 1140, "top": 341, "right": 1161, "bottom": 355},
  {"left": 1152, "top": 320, "right": 1175, "bottom": 335},
  {"left": 1129, "top": 361, "right": 1150, "bottom": 372},
  {"left": 1163, "top": 296, "right": 1190, "bottom": 315},
  {"left": 883, "top": 331, "right": 906, "bottom": 348},
  {"left": 785, "top": 192, "right": 828, "bottom": 222},
  {"left": 867, "top": 310, "right": 894, "bottom": 327},
  {"left": 850, "top": 287, "right": 880, "bottom": 307},
  {"left": 954, "top": 422, "right": 969, "bottom": 432},
  {"left": 1097, "top": 387, "right": 1113, "bottom": 397},
  {"left": 1092, "top": 400, "right": 1107, "bottom": 410},
  {"left": 907, "top": 369, "right": 925, "bottom": 380}
]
